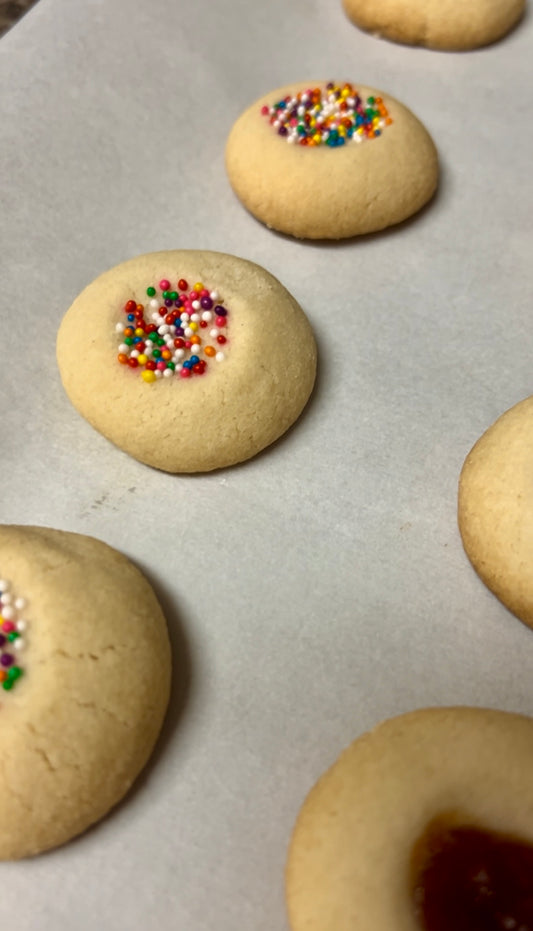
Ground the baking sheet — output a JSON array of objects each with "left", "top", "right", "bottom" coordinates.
[{"left": 1, "top": 0, "right": 533, "bottom": 927}]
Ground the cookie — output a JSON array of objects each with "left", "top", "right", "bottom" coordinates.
[
  {"left": 342, "top": 0, "right": 525, "bottom": 50},
  {"left": 286, "top": 707, "right": 533, "bottom": 931},
  {"left": 458, "top": 396, "right": 533, "bottom": 630},
  {"left": 225, "top": 81, "right": 438, "bottom": 239},
  {"left": 57, "top": 250, "right": 317, "bottom": 472},
  {"left": 0, "top": 525, "right": 171, "bottom": 859}
]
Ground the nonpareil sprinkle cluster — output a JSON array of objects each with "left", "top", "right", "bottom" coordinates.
[
  {"left": 261, "top": 81, "right": 392, "bottom": 147},
  {"left": 116, "top": 279, "right": 229, "bottom": 383},
  {"left": 0, "top": 578, "right": 26, "bottom": 691}
]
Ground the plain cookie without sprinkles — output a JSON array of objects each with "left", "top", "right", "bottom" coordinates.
[
  {"left": 225, "top": 81, "right": 438, "bottom": 239},
  {"left": 341, "top": 0, "right": 525, "bottom": 50}
]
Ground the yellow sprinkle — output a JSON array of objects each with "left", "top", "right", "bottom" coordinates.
[
  {"left": 189, "top": 322, "right": 198, "bottom": 332},
  {"left": 193, "top": 282, "right": 203, "bottom": 292},
  {"left": 141, "top": 370, "right": 156, "bottom": 383},
  {"left": 134, "top": 328, "right": 144, "bottom": 337},
  {"left": 137, "top": 354, "right": 148, "bottom": 365}
]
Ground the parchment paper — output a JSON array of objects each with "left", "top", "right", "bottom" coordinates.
[{"left": 1, "top": 0, "right": 532, "bottom": 927}]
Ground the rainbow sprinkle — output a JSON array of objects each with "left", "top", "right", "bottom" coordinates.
[
  {"left": 0, "top": 578, "right": 26, "bottom": 692},
  {"left": 116, "top": 278, "right": 229, "bottom": 382},
  {"left": 261, "top": 81, "right": 392, "bottom": 147}
]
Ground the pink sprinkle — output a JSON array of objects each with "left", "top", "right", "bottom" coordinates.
[
  {"left": 185, "top": 340, "right": 192, "bottom": 348},
  {"left": 156, "top": 361, "right": 166, "bottom": 371},
  {"left": 159, "top": 279, "right": 170, "bottom": 290},
  {"left": 1, "top": 621, "right": 15, "bottom": 633},
  {"left": 200, "top": 289, "right": 209, "bottom": 298},
  {"left": 216, "top": 316, "right": 226, "bottom": 327},
  {"left": 180, "top": 368, "right": 191, "bottom": 378},
  {"left": 261, "top": 105, "right": 269, "bottom": 115}
]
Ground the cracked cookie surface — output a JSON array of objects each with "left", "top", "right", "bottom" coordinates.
[{"left": 0, "top": 524, "right": 171, "bottom": 859}]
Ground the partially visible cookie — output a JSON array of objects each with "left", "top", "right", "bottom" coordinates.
[
  {"left": 458, "top": 396, "right": 533, "bottom": 630},
  {"left": 225, "top": 81, "right": 438, "bottom": 239},
  {"left": 342, "top": 0, "right": 525, "bottom": 50},
  {"left": 57, "top": 250, "right": 317, "bottom": 472},
  {"left": 286, "top": 707, "right": 533, "bottom": 931},
  {"left": 0, "top": 525, "right": 171, "bottom": 859}
]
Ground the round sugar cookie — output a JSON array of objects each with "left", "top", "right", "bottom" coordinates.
[
  {"left": 342, "top": 0, "right": 525, "bottom": 50},
  {"left": 286, "top": 707, "right": 533, "bottom": 931},
  {"left": 458, "top": 396, "right": 533, "bottom": 630},
  {"left": 57, "top": 250, "right": 317, "bottom": 472},
  {"left": 225, "top": 81, "right": 438, "bottom": 239},
  {"left": 0, "top": 525, "right": 171, "bottom": 859}
]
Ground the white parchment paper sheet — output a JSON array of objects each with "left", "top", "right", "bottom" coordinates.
[{"left": 1, "top": 0, "right": 532, "bottom": 927}]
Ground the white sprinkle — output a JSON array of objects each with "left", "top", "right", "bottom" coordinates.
[
  {"left": 210, "top": 328, "right": 219, "bottom": 338},
  {"left": 174, "top": 350, "right": 185, "bottom": 361},
  {"left": 190, "top": 313, "right": 200, "bottom": 322},
  {"left": 13, "top": 638, "right": 25, "bottom": 651},
  {"left": 158, "top": 324, "right": 170, "bottom": 335},
  {"left": 155, "top": 370, "right": 163, "bottom": 379},
  {"left": 115, "top": 323, "right": 125, "bottom": 333},
  {"left": 192, "top": 301, "right": 201, "bottom": 311},
  {"left": 149, "top": 298, "right": 159, "bottom": 310},
  {"left": 130, "top": 350, "right": 139, "bottom": 358},
  {"left": 1, "top": 606, "right": 14, "bottom": 620},
  {"left": 202, "top": 311, "right": 212, "bottom": 322},
  {"left": 181, "top": 312, "right": 190, "bottom": 322},
  {"left": 163, "top": 368, "right": 173, "bottom": 378},
  {"left": 16, "top": 620, "right": 27, "bottom": 632},
  {"left": 209, "top": 290, "right": 219, "bottom": 301},
  {"left": 184, "top": 327, "right": 193, "bottom": 338},
  {"left": 1, "top": 593, "right": 12, "bottom": 604},
  {"left": 215, "top": 351, "right": 225, "bottom": 362},
  {"left": 0, "top": 580, "right": 9, "bottom": 592},
  {"left": 175, "top": 363, "right": 183, "bottom": 372}
]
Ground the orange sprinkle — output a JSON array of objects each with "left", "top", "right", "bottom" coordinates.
[
  {"left": 124, "top": 327, "right": 134, "bottom": 337},
  {"left": 204, "top": 346, "right": 216, "bottom": 357},
  {"left": 118, "top": 353, "right": 128, "bottom": 364},
  {"left": 161, "top": 350, "right": 172, "bottom": 360},
  {"left": 0, "top": 671, "right": 6, "bottom": 683}
]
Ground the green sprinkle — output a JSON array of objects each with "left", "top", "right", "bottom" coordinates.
[
  {"left": 152, "top": 349, "right": 161, "bottom": 359},
  {"left": 7, "top": 631, "right": 19, "bottom": 642},
  {"left": 166, "top": 362, "right": 175, "bottom": 370},
  {"left": 124, "top": 337, "right": 133, "bottom": 346},
  {"left": 162, "top": 290, "right": 170, "bottom": 299},
  {"left": 169, "top": 291, "right": 178, "bottom": 301},
  {"left": 157, "top": 338, "right": 164, "bottom": 346},
  {"left": 10, "top": 667, "right": 22, "bottom": 680},
  {"left": 2, "top": 680, "right": 13, "bottom": 690},
  {"left": 146, "top": 286, "right": 156, "bottom": 297}
]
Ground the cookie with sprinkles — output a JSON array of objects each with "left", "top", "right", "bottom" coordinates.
[
  {"left": 0, "top": 524, "right": 171, "bottom": 860},
  {"left": 0, "top": 577, "right": 27, "bottom": 692},
  {"left": 342, "top": 0, "right": 525, "bottom": 50},
  {"left": 57, "top": 250, "right": 317, "bottom": 472},
  {"left": 225, "top": 81, "right": 438, "bottom": 239}
]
